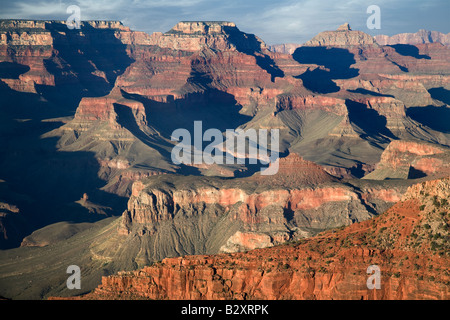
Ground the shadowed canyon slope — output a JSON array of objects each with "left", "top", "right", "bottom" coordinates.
[{"left": 0, "top": 19, "right": 449, "bottom": 299}]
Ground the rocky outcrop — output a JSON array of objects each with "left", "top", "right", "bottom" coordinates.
[
  {"left": 0, "top": 201, "right": 20, "bottom": 246},
  {"left": 271, "top": 29, "right": 450, "bottom": 52},
  {"left": 0, "top": 20, "right": 53, "bottom": 46},
  {"left": 249, "top": 153, "right": 337, "bottom": 187},
  {"left": 0, "top": 180, "right": 29, "bottom": 249},
  {"left": 69, "top": 89, "right": 147, "bottom": 128},
  {"left": 147, "top": 21, "right": 247, "bottom": 51},
  {"left": 375, "top": 30, "right": 450, "bottom": 46},
  {"left": 0, "top": 21, "right": 54, "bottom": 92},
  {"left": 275, "top": 95, "right": 348, "bottom": 115},
  {"left": 303, "top": 23, "right": 377, "bottom": 47},
  {"left": 268, "top": 43, "right": 300, "bottom": 54},
  {"left": 121, "top": 185, "right": 361, "bottom": 229},
  {"left": 113, "top": 21, "right": 290, "bottom": 107},
  {"left": 336, "top": 75, "right": 436, "bottom": 108},
  {"left": 110, "top": 153, "right": 406, "bottom": 264},
  {"left": 364, "top": 140, "right": 450, "bottom": 180},
  {"left": 0, "top": 19, "right": 136, "bottom": 92},
  {"left": 70, "top": 178, "right": 450, "bottom": 300}
]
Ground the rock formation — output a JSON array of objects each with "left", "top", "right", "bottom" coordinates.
[
  {"left": 267, "top": 43, "right": 300, "bottom": 54},
  {"left": 364, "top": 140, "right": 450, "bottom": 180},
  {"left": 375, "top": 30, "right": 450, "bottom": 46},
  {"left": 303, "top": 23, "right": 377, "bottom": 47},
  {"left": 0, "top": 180, "right": 29, "bottom": 249},
  {"left": 68, "top": 177, "right": 450, "bottom": 300},
  {"left": 106, "top": 153, "right": 405, "bottom": 265}
]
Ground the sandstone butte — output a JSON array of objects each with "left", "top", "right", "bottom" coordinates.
[{"left": 56, "top": 178, "right": 450, "bottom": 300}]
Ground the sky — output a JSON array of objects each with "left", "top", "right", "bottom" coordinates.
[{"left": 0, "top": 0, "right": 449, "bottom": 45}]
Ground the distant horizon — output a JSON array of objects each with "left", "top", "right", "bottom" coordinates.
[
  {"left": 0, "top": 0, "right": 448, "bottom": 45},
  {"left": 1, "top": 17, "right": 449, "bottom": 46}
]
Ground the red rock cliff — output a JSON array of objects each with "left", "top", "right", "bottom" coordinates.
[{"left": 70, "top": 178, "right": 450, "bottom": 300}]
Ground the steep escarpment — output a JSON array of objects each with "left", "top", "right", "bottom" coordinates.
[
  {"left": 364, "top": 140, "right": 450, "bottom": 180},
  {"left": 0, "top": 179, "right": 31, "bottom": 249},
  {"left": 112, "top": 20, "right": 292, "bottom": 111},
  {"left": 304, "top": 23, "right": 377, "bottom": 47},
  {"left": 83, "top": 154, "right": 406, "bottom": 268},
  {"left": 375, "top": 30, "right": 450, "bottom": 46},
  {"left": 0, "top": 22, "right": 54, "bottom": 93},
  {"left": 0, "top": 20, "right": 133, "bottom": 96},
  {"left": 147, "top": 21, "right": 253, "bottom": 52},
  {"left": 0, "top": 198, "right": 23, "bottom": 248},
  {"left": 269, "top": 27, "right": 450, "bottom": 53},
  {"left": 72, "top": 177, "right": 450, "bottom": 300},
  {"left": 268, "top": 43, "right": 300, "bottom": 55},
  {"left": 0, "top": 19, "right": 140, "bottom": 248}
]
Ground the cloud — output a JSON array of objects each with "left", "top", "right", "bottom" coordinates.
[
  {"left": 233, "top": 0, "right": 366, "bottom": 44},
  {"left": 238, "top": 0, "right": 449, "bottom": 44},
  {"left": 1, "top": 1, "right": 66, "bottom": 18}
]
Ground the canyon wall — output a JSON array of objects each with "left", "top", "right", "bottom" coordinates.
[{"left": 73, "top": 178, "right": 450, "bottom": 300}]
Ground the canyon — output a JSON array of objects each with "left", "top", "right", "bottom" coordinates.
[{"left": 0, "top": 19, "right": 449, "bottom": 299}]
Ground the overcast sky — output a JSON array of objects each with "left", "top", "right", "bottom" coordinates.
[{"left": 0, "top": 0, "right": 448, "bottom": 44}]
